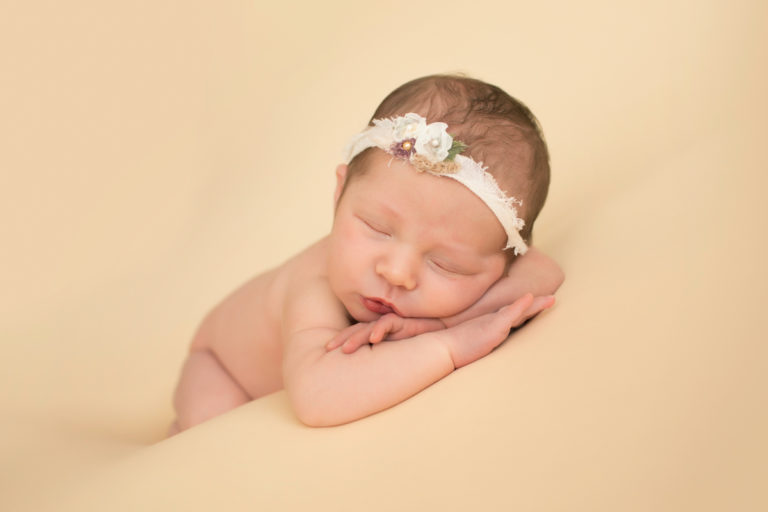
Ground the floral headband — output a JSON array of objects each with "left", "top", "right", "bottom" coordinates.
[{"left": 344, "top": 113, "right": 527, "bottom": 255}]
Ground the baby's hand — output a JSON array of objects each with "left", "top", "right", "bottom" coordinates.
[
  {"left": 325, "top": 315, "right": 446, "bottom": 354},
  {"left": 442, "top": 293, "right": 555, "bottom": 368}
]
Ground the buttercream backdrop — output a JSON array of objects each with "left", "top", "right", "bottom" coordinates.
[{"left": 1, "top": 1, "right": 766, "bottom": 510}]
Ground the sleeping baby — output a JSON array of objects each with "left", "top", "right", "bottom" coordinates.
[{"left": 169, "top": 74, "right": 564, "bottom": 433}]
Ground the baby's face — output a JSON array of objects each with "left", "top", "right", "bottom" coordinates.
[{"left": 328, "top": 150, "right": 507, "bottom": 322}]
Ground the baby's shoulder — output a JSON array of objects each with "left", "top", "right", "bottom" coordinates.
[
  {"left": 278, "top": 238, "right": 348, "bottom": 330},
  {"left": 278, "top": 237, "right": 331, "bottom": 296}
]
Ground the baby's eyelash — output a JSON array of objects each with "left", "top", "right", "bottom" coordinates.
[
  {"left": 429, "top": 257, "right": 478, "bottom": 277},
  {"left": 359, "top": 218, "right": 390, "bottom": 236},
  {"left": 429, "top": 259, "right": 462, "bottom": 275}
]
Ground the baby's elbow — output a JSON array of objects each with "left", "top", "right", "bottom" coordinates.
[
  {"left": 552, "top": 264, "right": 565, "bottom": 292},
  {"left": 291, "top": 397, "right": 330, "bottom": 427},
  {"left": 540, "top": 253, "right": 565, "bottom": 294},
  {"left": 295, "top": 409, "right": 335, "bottom": 428},
  {"left": 286, "top": 382, "right": 346, "bottom": 428}
]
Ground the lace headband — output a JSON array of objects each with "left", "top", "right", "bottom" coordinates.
[{"left": 344, "top": 113, "right": 527, "bottom": 255}]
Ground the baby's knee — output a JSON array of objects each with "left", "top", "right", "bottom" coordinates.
[{"left": 172, "top": 349, "right": 250, "bottom": 431}]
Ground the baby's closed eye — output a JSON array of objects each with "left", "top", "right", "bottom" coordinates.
[
  {"left": 427, "top": 257, "right": 474, "bottom": 277},
  {"left": 357, "top": 216, "right": 391, "bottom": 237}
]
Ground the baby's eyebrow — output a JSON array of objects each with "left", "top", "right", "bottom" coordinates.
[
  {"left": 357, "top": 201, "right": 403, "bottom": 228},
  {"left": 370, "top": 201, "right": 401, "bottom": 221}
]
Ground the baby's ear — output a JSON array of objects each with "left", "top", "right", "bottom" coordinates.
[{"left": 334, "top": 163, "right": 348, "bottom": 205}]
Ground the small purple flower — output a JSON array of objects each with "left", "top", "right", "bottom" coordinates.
[{"left": 390, "top": 138, "right": 416, "bottom": 159}]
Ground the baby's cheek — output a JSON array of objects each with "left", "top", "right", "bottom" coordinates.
[
  {"left": 423, "top": 282, "right": 482, "bottom": 317},
  {"left": 451, "top": 278, "right": 494, "bottom": 311}
]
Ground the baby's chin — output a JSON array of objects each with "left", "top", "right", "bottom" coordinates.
[{"left": 346, "top": 309, "right": 375, "bottom": 323}]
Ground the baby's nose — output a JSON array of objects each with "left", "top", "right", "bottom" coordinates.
[{"left": 375, "top": 250, "right": 417, "bottom": 290}]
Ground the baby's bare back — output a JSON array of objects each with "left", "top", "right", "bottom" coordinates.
[{"left": 190, "top": 238, "right": 330, "bottom": 399}]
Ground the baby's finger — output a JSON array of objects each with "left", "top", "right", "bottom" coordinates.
[
  {"left": 325, "top": 336, "right": 343, "bottom": 351},
  {"left": 326, "top": 323, "right": 366, "bottom": 351},
  {"left": 369, "top": 327, "right": 386, "bottom": 344},
  {"left": 369, "top": 315, "right": 399, "bottom": 343},
  {"left": 342, "top": 326, "right": 376, "bottom": 354},
  {"left": 523, "top": 295, "right": 555, "bottom": 320},
  {"left": 498, "top": 293, "right": 535, "bottom": 328}
]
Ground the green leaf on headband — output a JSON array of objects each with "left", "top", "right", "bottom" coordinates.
[{"left": 446, "top": 139, "right": 467, "bottom": 161}]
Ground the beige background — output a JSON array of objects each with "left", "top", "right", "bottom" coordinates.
[{"left": 1, "top": 1, "right": 767, "bottom": 510}]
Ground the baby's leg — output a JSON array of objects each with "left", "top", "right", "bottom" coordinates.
[{"left": 170, "top": 349, "right": 250, "bottom": 435}]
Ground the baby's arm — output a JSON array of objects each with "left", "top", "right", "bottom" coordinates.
[
  {"left": 327, "top": 246, "right": 564, "bottom": 353},
  {"left": 282, "top": 278, "right": 541, "bottom": 427},
  {"left": 443, "top": 246, "right": 564, "bottom": 327}
]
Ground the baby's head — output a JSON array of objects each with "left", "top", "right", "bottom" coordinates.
[
  {"left": 341, "top": 74, "right": 550, "bottom": 254},
  {"left": 328, "top": 74, "right": 551, "bottom": 321}
]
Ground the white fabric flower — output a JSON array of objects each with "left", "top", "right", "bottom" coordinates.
[
  {"left": 393, "top": 113, "right": 426, "bottom": 140},
  {"left": 415, "top": 122, "right": 453, "bottom": 162}
]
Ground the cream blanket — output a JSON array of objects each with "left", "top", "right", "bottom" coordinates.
[{"left": 2, "top": 1, "right": 766, "bottom": 510}]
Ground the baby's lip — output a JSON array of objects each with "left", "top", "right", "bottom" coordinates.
[{"left": 362, "top": 297, "right": 401, "bottom": 316}]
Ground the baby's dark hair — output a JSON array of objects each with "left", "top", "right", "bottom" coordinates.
[{"left": 346, "top": 74, "right": 550, "bottom": 247}]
